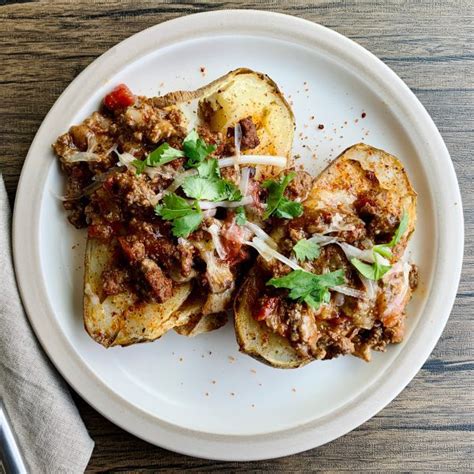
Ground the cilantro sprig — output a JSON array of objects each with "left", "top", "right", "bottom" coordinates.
[
  {"left": 267, "top": 269, "right": 345, "bottom": 309},
  {"left": 235, "top": 206, "right": 247, "bottom": 226},
  {"left": 262, "top": 172, "right": 303, "bottom": 219},
  {"left": 154, "top": 193, "right": 202, "bottom": 238},
  {"left": 182, "top": 130, "right": 216, "bottom": 168},
  {"left": 133, "top": 143, "right": 184, "bottom": 174},
  {"left": 351, "top": 212, "right": 409, "bottom": 281},
  {"left": 293, "top": 239, "right": 320, "bottom": 262}
]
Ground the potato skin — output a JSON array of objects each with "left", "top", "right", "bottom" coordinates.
[{"left": 234, "top": 143, "right": 417, "bottom": 368}]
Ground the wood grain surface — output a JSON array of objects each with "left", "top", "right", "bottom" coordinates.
[{"left": 1, "top": 0, "right": 472, "bottom": 471}]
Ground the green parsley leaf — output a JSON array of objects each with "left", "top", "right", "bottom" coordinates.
[
  {"left": 235, "top": 206, "right": 247, "bottom": 226},
  {"left": 181, "top": 176, "right": 226, "bottom": 201},
  {"left": 262, "top": 172, "right": 302, "bottom": 219},
  {"left": 154, "top": 193, "right": 203, "bottom": 237},
  {"left": 293, "top": 239, "right": 321, "bottom": 262},
  {"left": 267, "top": 269, "right": 345, "bottom": 309},
  {"left": 388, "top": 211, "right": 409, "bottom": 247},
  {"left": 183, "top": 130, "right": 216, "bottom": 168},
  {"left": 196, "top": 158, "right": 221, "bottom": 179},
  {"left": 132, "top": 159, "right": 146, "bottom": 174}
]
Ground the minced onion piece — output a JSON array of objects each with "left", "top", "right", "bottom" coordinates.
[
  {"left": 63, "top": 134, "right": 100, "bottom": 163},
  {"left": 206, "top": 223, "right": 227, "bottom": 260},
  {"left": 240, "top": 166, "right": 251, "bottom": 196},
  {"left": 243, "top": 237, "right": 303, "bottom": 271},
  {"left": 218, "top": 155, "right": 287, "bottom": 168},
  {"left": 381, "top": 262, "right": 411, "bottom": 318},
  {"left": 360, "top": 274, "right": 378, "bottom": 301},
  {"left": 198, "top": 195, "right": 253, "bottom": 210},
  {"left": 331, "top": 285, "right": 366, "bottom": 299},
  {"left": 308, "top": 234, "right": 390, "bottom": 265},
  {"left": 244, "top": 221, "right": 277, "bottom": 249}
]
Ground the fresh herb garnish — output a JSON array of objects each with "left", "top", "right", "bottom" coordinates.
[
  {"left": 154, "top": 193, "right": 202, "bottom": 237},
  {"left": 350, "top": 212, "right": 408, "bottom": 280},
  {"left": 183, "top": 129, "right": 216, "bottom": 168},
  {"left": 293, "top": 239, "right": 320, "bottom": 262},
  {"left": 133, "top": 143, "right": 184, "bottom": 174},
  {"left": 351, "top": 253, "right": 391, "bottom": 281},
  {"left": 267, "top": 269, "right": 345, "bottom": 309},
  {"left": 262, "top": 172, "right": 303, "bottom": 219},
  {"left": 181, "top": 176, "right": 226, "bottom": 201},
  {"left": 235, "top": 206, "right": 247, "bottom": 226},
  {"left": 196, "top": 158, "right": 221, "bottom": 179}
]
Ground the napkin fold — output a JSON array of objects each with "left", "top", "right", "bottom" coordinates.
[{"left": 0, "top": 176, "right": 94, "bottom": 473}]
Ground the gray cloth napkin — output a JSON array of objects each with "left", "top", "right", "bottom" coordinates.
[{"left": 0, "top": 176, "right": 94, "bottom": 473}]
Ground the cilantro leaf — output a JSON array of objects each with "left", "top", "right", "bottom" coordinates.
[
  {"left": 197, "top": 158, "right": 221, "bottom": 179},
  {"left": 267, "top": 269, "right": 345, "bottom": 309},
  {"left": 222, "top": 181, "right": 243, "bottom": 202},
  {"left": 373, "top": 244, "right": 392, "bottom": 259},
  {"left": 262, "top": 172, "right": 302, "bottom": 219},
  {"left": 351, "top": 253, "right": 391, "bottom": 281},
  {"left": 146, "top": 142, "right": 184, "bottom": 167},
  {"left": 388, "top": 211, "right": 409, "bottom": 247},
  {"left": 181, "top": 176, "right": 226, "bottom": 201},
  {"left": 133, "top": 143, "right": 184, "bottom": 174},
  {"left": 274, "top": 198, "right": 303, "bottom": 219},
  {"left": 235, "top": 206, "right": 247, "bottom": 226},
  {"left": 132, "top": 159, "right": 146, "bottom": 174},
  {"left": 183, "top": 129, "right": 216, "bottom": 168},
  {"left": 171, "top": 213, "right": 203, "bottom": 238},
  {"left": 154, "top": 193, "right": 202, "bottom": 237},
  {"left": 293, "top": 239, "right": 320, "bottom": 262}
]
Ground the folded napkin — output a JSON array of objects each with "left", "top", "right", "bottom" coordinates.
[{"left": 0, "top": 176, "right": 94, "bottom": 473}]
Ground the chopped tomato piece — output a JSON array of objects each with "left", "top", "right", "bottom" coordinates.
[
  {"left": 254, "top": 296, "right": 280, "bottom": 321},
  {"left": 103, "top": 84, "right": 135, "bottom": 110}
]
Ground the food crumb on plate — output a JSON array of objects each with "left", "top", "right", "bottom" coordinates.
[
  {"left": 250, "top": 369, "right": 257, "bottom": 374},
  {"left": 211, "top": 380, "right": 217, "bottom": 384},
  {"left": 179, "top": 357, "right": 183, "bottom": 362},
  {"left": 228, "top": 355, "right": 236, "bottom": 363},
  {"left": 361, "top": 112, "right": 366, "bottom": 118},
  {"left": 200, "top": 66, "right": 207, "bottom": 76},
  {"left": 205, "top": 392, "right": 209, "bottom": 396},
  {"left": 292, "top": 388, "right": 296, "bottom": 392},
  {"left": 318, "top": 124, "right": 324, "bottom": 130},
  {"left": 230, "top": 392, "right": 235, "bottom": 396}
]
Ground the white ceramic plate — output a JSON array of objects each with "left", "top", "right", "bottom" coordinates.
[{"left": 13, "top": 10, "right": 463, "bottom": 460}]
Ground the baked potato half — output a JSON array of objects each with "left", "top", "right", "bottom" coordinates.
[
  {"left": 234, "top": 143, "right": 417, "bottom": 368},
  {"left": 82, "top": 69, "right": 296, "bottom": 346},
  {"left": 84, "top": 239, "right": 192, "bottom": 347}
]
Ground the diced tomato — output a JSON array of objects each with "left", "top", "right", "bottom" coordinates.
[
  {"left": 103, "top": 84, "right": 135, "bottom": 110},
  {"left": 254, "top": 296, "right": 280, "bottom": 321}
]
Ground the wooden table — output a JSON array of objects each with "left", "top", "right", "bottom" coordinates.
[{"left": 1, "top": 1, "right": 472, "bottom": 471}]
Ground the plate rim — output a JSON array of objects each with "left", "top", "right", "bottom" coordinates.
[{"left": 12, "top": 9, "right": 464, "bottom": 461}]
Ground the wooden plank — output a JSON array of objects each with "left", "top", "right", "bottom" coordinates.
[{"left": 1, "top": 1, "right": 472, "bottom": 471}]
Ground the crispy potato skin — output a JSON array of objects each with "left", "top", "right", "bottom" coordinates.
[{"left": 234, "top": 143, "right": 417, "bottom": 368}]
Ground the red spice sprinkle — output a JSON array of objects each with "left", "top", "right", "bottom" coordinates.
[
  {"left": 361, "top": 112, "right": 367, "bottom": 118},
  {"left": 355, "top": 119, "right": 359, "bottom": 123},
  {"left": 310, "top": 115, "right": 315, "bottom": 120},
  {"left": 318, "top": 124, "right": 324, "bottom": 130},
  {"left": 200, "top": 66, "right": 206, "bottom": 76}
]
